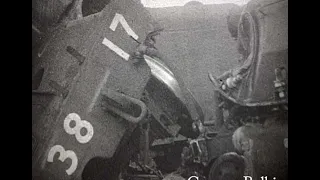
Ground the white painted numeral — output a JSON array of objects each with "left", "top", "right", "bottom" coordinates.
[
  {"left": 103, "top": 13, "right": 139, "bottom": 61},
  {"left": 64, "top": 113, "right": 94, "bottom": 144},
  {"left": 102, "top": 38, "right": 130, "bottom": 61},
  {"left": 109, "top": 13, "right": 139, "bottom": 40},
  {"left": 47, "top": 145, "right": 78, "bottom": 175}
]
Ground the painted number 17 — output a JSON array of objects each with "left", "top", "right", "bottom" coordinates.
[{"left": 102, "top": 13, "right": 139, "bottom": 61}]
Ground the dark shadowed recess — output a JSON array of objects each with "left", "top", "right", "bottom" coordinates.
[{"left": 82, "top": 0, "right": 111, "bottom": 17}]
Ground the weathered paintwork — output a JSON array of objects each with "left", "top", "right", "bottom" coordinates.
[
  {"left": 32, "top": 0, "right": 157, "bottom": 179},
  {"left": 226, "top": 0, "right": 288, "bottom": 105}
]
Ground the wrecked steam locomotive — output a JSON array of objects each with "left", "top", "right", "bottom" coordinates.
[{"left": 32, "top": 0, "right": 288, "bottom": 180}]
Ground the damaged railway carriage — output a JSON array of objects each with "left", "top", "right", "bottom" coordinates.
[
  {"left": 209, "top": 0, "right": 288, "bottom": 179},
  {"left": 32, "top": 0, "right": 203, "bottom": 179}
]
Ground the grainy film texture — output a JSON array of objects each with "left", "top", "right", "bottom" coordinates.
[{"left": 32, "top": 0, "right": 288, "bottom": 179}]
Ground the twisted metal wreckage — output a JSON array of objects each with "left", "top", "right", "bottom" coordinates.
[{"left": 32, "top": 0, "right": 288, "bottom": 179}]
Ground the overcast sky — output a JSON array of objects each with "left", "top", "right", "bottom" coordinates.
[{"left": 141, "top": 0, "right": 250, "bottom": 7}]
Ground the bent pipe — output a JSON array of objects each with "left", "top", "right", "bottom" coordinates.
[{"left": 101, "top": 88, "right": 147, "bottom": 124}]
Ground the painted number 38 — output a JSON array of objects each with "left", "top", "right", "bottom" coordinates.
[
  {"left": 47, "top": 113, "right": 94, "bottom": 175},
  {"left": 46, "top": 12, "right": 136, "bottom": 176},
  {"left": 64, "top": 113, "right": 94, "bottom": 144}
]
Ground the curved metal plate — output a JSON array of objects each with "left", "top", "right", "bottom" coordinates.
[{"left": 144, "top": 55, "right": 183, "bottom": 100}]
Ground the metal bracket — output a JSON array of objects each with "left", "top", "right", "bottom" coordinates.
[
  {"left": 209, "top": 72, "right": 287, "bottom": 107},
  {"left": 190, "top": 138, "right": 206, "bottom": 164},
  {"left": 101, "top": 88, "right": 147, "bottom": 124}
]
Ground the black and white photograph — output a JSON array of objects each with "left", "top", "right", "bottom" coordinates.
[{"left": 32, "top": 0, "right": 288, "bottom": 179}]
